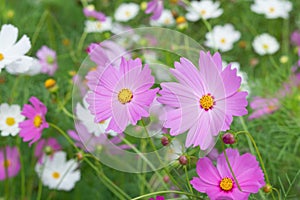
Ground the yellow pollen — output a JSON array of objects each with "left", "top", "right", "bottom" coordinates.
[
  {"left": 200, "top": 94, "right": 214, "bottom": 111},
  {"left": 52, "top": 171, "right": 60, "bottom": 179},
  {"left": 99, "top": 120, "right": 106, "bottom": 124},
  {"left": 96, "top": 22, "right": 102, "bottom": 29},
  {"left": 6, "top": 117, "right": 15, "bottom": 126},
  {"left": 263, "top": 44, "right": 269, "bottom": 50},
  {"left": 220, "top": 38, "right": 226, "bottom": 44},
  {"left": 125, "top": 11, "right": 131, "bottom": 17},
  {"left": 33, "top": 115, "right": 43, "bottom": 128},
  {"left": 3, "top": 160, "right": 11, "bottom": 168},
  {"left": 0, "top": 53, "right": 4, "bottom": 61},
  {"left": 164, "top": 18, "right": 171, "bottom": 25},
  {"left": 118, "top": 88, "right": 133, "bottom": 104},
  {"left": 220, "top": 177, "right": 233, "bottom": 191},
  {"left": 269, "top": 7, "right": 275, "bottom": 13},
  {"left": 200, "top": 9, "right": 206, "bottom": 16}
]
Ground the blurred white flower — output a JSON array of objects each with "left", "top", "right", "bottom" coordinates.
[
  {"left": 204, "top": 24, "right": 241, "bottom": 52},
  {"left": 166, "top": 139, "right": 184, "bottom": 161},
  {"left": 35, "top": 151, "right": 80, "bottom": 191},
  {"left": 76, "top": 94, "right": 117, "bottom": 137},
  {"left": 252, "top": 33, "right": 279, "bottom": 55},
  {"left": 150, "top": 10, "right": 175, "bottom": 27},
  {"left": 0, "top": 103, "right": 25, "bottom": 136},
  {"left": 185, "top": 0, "right": 223, "bottom": 21},
  {"left": 84, "top": 17, "right": 112, "bottom": 33},
  {"left": 251, "top": 0, "right": 292, "bottom": 19},
  {"left": 0, "top": 24, "right": 31, "bottom": 72},
  {"left": 114, "top": 3, "right": 139, "bottom": 22},
  {"left": 6, "top": 56, "right": 41, "bottom": 75}
]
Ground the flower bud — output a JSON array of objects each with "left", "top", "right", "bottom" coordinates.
[
  {"left": 163, "top": 175, "right": 170, "bottom": 183},
  {"left": 179, "top": 155, "right": 188, "bottom": 165},
  {"left": 263, "top": 184, "right": 272, "bottom": 193},
  {"left": 140, "top": 2, "right": 147, "bottom": 11},
  {"left": 176, "top": 16, "right": 186, "bottom": 25},
  {"left": 76, "top": 152, "right": 84, "bottom": 161},
  {"left": 44, "top": 78, "right": 58, "bottom": 92},
  {"left": 44, "top": 145, "right": 53, "bottom": 156},
  {"left": 161, "top": 136, "right": 170, "bottom": 146},
  {"left": 222, "top": 133, "right": 236, "bottom": 144}
]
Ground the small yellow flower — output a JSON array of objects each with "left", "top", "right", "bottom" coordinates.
[
  {"left": 279, "top": 55, "right": 288, "bottom": 64},
  {"left": 44, "top": 78, "right": 58, "bottom": 92},
  {"left": 176, "top": 16, "right": 186, "bottom": 24}
]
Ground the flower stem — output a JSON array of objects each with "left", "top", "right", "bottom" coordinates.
[
  {"left": 131, "top": 190, "right": 204, "bottom": 200},
  {"left": 183, "top": 166, "right": 194, "bottom": 195},
  {"left": 16, "top": 137, "right": 26, "bottom": 199}
]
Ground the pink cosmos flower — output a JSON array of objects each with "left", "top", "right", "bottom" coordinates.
[
  {"left": 158, "top": 51, "right": 248, "bottom": 150},
  {"left": 248, "top": 97, "right": 279, "bottom": 120},
  {"left": 83, "top": 7, "right": 106, "bottom": 22},
  {"left": 34, "top": 138, "right": 61, "bottom": 164},
  {"left": 68, "top": 123, "right": 132, "bottom": 154},
  {"left": 0, "top": 146, "right": 21, "bottom": 180},
  {"left": 149, "top": 196, "right": 164, "bottom": 200},
  {"left": 19, "top": 96, "right": 49, "bottom": 145},
  {"left": 87, "top": 57, "right": 159, "bottom": 133},
  {"left": 190, "top": 148, "right": 265, "bottom": 200},
  {"left": 291, "top": 30, "right": 300, "bottom": 46},
  {"left": 145, "top": 0, "right": 164, "bottom": 20},
  {"left": 36, "top": 46, "right": 58, "bottom": 76}
]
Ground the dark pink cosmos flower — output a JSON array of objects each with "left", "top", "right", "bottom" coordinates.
[
  {"left": 190, "top": 148, "right": 265, "bottom": 200},
  {"left": 83, "top": 7, "right": 106, "bottom": 22},
  {"left": 19, "top": 97, "right": 49, "bottom": 145},
  {"left": 149, "top": 196, "right": 164, "bottom": 200},
  {"left": 158, "top": 51, "right": 248, "bottom": 150},
  {"left": 86, "top": 57, "right": 159, "bottom": 133},
  {"left": 0, "top": 146, "right": 21, "bottom": 180},
  {"left": 145, "top": 0, "right": 164, "bottom": 20},
  {"left": 36, "top": 46, "right": 58, "bottom": 76},
  {"left": 291, "top": 30, "right": 300, "bottom": 46},
  {"left": 34, "top": 138, "right": 61, "bottom": 164},
  {"left": 248, "top": 97, "right": 279, "bottom": 120}
]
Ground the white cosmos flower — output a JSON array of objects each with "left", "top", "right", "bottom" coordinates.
[
  {"left": 204, "top": 24, "right": 241, "bottom": 52},
  {"left": 114, "top": 3, "right": 139, "bottom": 22},
  {"left": 251, "top": 0, "right": 292, "bottom": 19},
  {"left": 35, "top": 151, "right": 80, "bottom": 191},
  {"left": 0, "top": 24, "right": 31, "bottom": 72},
  {"left": 150, "top": 10, "right": 175, "bottom": 27},
  {"left": 185, "top": 0, "right": 223, "bottom": 21},
  {"left": 76, "top": 94, "right": 117, "bottom": 136},
  {"left": 166, "top": 139, "right": 184, "bottom": 162},
  {"left": 6, "top": 56, "right": 41, "bottom": 76},
  {"left": 252, "top": 33, "right": 279, "bottom": 55},
  {"left": 0, "top": 103, "right": 25, "bottom": 136},
  {"left": 84, "top": 17, "right": 112, "bottom": 33}
]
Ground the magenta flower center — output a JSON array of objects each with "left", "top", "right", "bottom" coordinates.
[
  {"left": 33, "top": 115, "right": 43, "bottom": 128},
  {"left": 3, "top": 159, "right": 11, "bottom": 168},
  {"left": 0, "top": 53, "right": 4, "bottom": 61},
  {"left": 6, "top": 117, "right": 15, "bottom": 126},
  {"left": 52, "top": 171, "right": 60, "bottom": 179},
  {"left": 199, "top": 94, "right": 215, "bottom": 111},
  {"left": 219, "top": 177, "right": 234, "bottom": 191},
  {"left": 118, "top": 88, "right": 133, "bottom": 104}
]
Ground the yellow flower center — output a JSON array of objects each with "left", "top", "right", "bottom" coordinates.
[
  {"left": 52, "top": 171, "right": 60, "bottom": 179},
  {"left": 220, "top": 177, "right": 233, "bottom": 191},
  {"left": 33, "top": 115, "right": 43, "bottom": 128},
  {"left": 269, "top": 7, "right": 275, "bottom": 13},
  {"left": 3, "top": 160, "right": 11, "bottom": 168},
  {"left": 6, "top": 117, "right": 15, "bottom": 126},
  {"left": 125, "top": 11, "right": 131, "bottom": 17},
  {"left": 44, "top": 78, "right": 56, "bottom": 89},
  {"left": 118, "top": 88, "right": 133, "bottom": 104},
  {"left": 199, "top": 94, "right": 214, "bottom": 111},
  {"left": 200, "top": 9, "right": 206, "bottom": 16},
  {"left": 220, "top": 38, "right": 226, "bottom": 44},
  {"left": 0, "top": 53, "right": 4, "bottom": 61},
  {"left": 96, "top": 22, "right": 102, "bottom": 29},
  {"left": 263, "top": 44, "right": 269, "bottom": 50},
  {"left": 164, "top": 18, "right": 171, "bottom": 25}
]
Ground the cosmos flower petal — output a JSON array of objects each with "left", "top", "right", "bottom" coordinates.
[
  {"left": 224, "top": 92, "right": 248, "bottom": 116},
  {"left": 6, "top": 35, "right": 31, "bottom": 57},
  {"left": 195, "top": 157, "right": 220, "bottom": 185},
  {"left": 0, "top": 24, "right": 18, "bottom": 50}
]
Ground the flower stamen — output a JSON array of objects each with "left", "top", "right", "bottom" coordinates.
[
  {"left": 199, "top": 94, "right": 215, "bottom": 111},
  {"left": 52, "top": 171, "right": 60, "bottom": 179},
  {"left": 33, "top": 115, "right": 43, "bottom": 128},
  {"left": 3, "top": 160, "right": 11, "bottom": 168},
  {"left": 118, "top": 88, "right": 133, "bottom": 104},
  {"left": 220, "top": 177, "right": 234, "bottom": 191},
  {"left": 0, "top": 53, "right": 4, "bottom": 61},
  {"left": 6, "top": 117, "right": 15, "bottom": 126}
]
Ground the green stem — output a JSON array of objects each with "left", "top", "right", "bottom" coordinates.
[
  {"left": 183, "top": 166, "right": 194, "bottom": 195},
  {"left": 83, "top": 157, "right": 131, "bottom": 200},
  {"left": 4, "top": 147, "right": 10, "bottom": 200},
  {"left": 16, "top": 138, "right": 26, "bottom": 199},
  {"left": 239, "top": 117, "right": 255, "bottom": 153},
  {"left": 221, "top": 142, "right": 242, "bottom": 191},
  {"left": 131, "top": 190, "right": 204, "bottom": 200},
  {"left": 36, "top": 178, "right": 43, "bottom": 200},
  {"left": 77, "top": 31, "right": 88, "bottom": 57}
]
